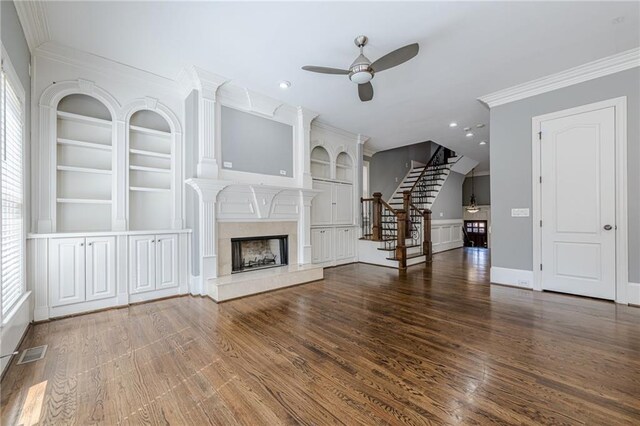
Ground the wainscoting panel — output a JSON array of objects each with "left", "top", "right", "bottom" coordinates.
[{"left": 431, "top": 219, "right": 464, "bottom": 253}]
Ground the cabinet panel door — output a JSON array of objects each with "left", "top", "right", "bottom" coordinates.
[
  {"left": 311, "top": 228, "right": 324, "bottom": 264},
  {"left": 311, "top": 181, "right": 333, "bottom": 225},
  {"left": 49, "top": 238, "right": 86, "bottom": 307},
  {"left": 156, "top": 234, "right": 178, "bottom": 289},
  {"left": 335, "top": 227, "right": 346, "bottom": 260},
  {"left": 129, "top": 235, "right": 156, "bottom": 294},
  {"left": 334, "top": 184, "right": 353, "bottom": 224},
  {"left": 321, "top": 228, "right": 334, "bottom": 263},
  {"left": 344, "top": 228, "right": 356, "bottom": 258},
  {"left": 85, "top": 236, "right": 116, "bottom": 301}
]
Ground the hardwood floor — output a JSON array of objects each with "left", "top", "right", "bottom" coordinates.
[{"left": 2, "top": 248, "right": 639, "bottom": 425}]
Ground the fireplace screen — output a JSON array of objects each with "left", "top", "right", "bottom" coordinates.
[{"left": 231, "top": 235, "right": 288, "bottom": 273}]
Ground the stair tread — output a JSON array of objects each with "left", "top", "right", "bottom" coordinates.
[
  {"left": 377, "top": 244, "right": 421, "bottom": 251},
  {"left": 386, "top": 252, "right": 426, "bottom": 261}
]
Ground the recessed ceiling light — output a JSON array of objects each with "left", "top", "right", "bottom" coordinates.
[
  {"left": 479, "top": 141, "right": 487, "bottom": 145},
  {"left": 476, "top": 124, "right": 485, "bottom": 128},
  {"left": 449, "top": 122, "right": 457, "bottom": 128},
  {"left": 279, "top": 81, "right": 291, "bottom": 89},
  {"left": 466, "top": 132, "right": 474, "bottom": 138}
]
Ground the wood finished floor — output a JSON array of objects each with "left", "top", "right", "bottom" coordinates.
[{"left": 2, "top": 248, "right": 639, "bottom": 425}]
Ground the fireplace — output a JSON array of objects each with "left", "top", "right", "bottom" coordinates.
[{"left": 231, "top": 235, "right": 288, "bottom": 273}]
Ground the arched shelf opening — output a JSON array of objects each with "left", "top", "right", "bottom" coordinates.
[
  {"left": 335, "top": 152, "right": 354, "bottom": 183},
  {"left": 55, "top": 94, "right": 114, "bottom": 232},
  {"left": 128, "top": 109, "right": 173, "bottom": 230},
  {"left": 311, "top": 146, "right": 331, "bottom": 179}
]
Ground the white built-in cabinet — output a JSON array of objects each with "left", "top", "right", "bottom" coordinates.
[
  {"left": 129, "top": 234, "right": 178, "bottom": 294},
  {"left": 29, "top": 81, "right": 190, "bottom": 321},
  {"left": 310, "top": 144, "right": 358, "bottom": 266},
  {"left": 49, "top": 236, "right": 116, "bottom": 307}
]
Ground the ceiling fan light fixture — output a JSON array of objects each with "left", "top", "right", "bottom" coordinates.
[{"left": 349, "top": 70, "right": 373, "bottom": 84}]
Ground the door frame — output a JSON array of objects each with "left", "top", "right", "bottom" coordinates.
[{"left": 531, "top": 96, "right": 628, "bottom": 303}]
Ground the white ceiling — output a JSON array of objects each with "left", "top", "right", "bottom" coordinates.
[{"left": 40, "top": 1, "right": 640, "bottom": 171}]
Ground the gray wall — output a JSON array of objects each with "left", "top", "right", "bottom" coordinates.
[
  {"left": 221, "top": 106, "right": 293, "bottom": 177},
  {"left": 490, "top": 68, "right": 639, "bottom": 282},
  {"left": 1, "top": 0, "right": 31, "bottom": 232},
  {"left": 430, "top": 172, "right": 464, "bottom": 220},
  {"left": 463, "top": 175, "right": 490, "bottom": 206},
  {"left": 370, "top": 141, "right": 436, "bottom": 200}
]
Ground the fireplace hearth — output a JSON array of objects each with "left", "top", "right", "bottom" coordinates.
[{"left": 231, "top": 235, "right": 288, "bottom": 273}]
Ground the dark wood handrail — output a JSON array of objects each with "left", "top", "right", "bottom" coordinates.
[{"left": 380, "top": 199, "right": 397, "bottom": 214}]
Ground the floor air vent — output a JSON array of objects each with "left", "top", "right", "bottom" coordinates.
[{"left": 16, "top": 345, "right": 48, "bottom": 365}]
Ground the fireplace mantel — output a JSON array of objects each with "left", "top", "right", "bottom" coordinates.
[{"left": 185, "top": 177, "right": 322, "bottom": 298}]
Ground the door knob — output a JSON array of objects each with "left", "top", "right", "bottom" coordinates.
[{"left": 603, "top": 225, "right": 613, "bottom": 231}]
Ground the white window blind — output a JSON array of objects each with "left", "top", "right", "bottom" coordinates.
[{"left": 1, "top": 61, "right": 25, "bottom": 316}]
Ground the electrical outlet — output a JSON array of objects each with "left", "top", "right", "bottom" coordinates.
[
  {"left": 511, "top": 208, "right": 530, "bottom": 217},
  {"left": 439, "top": 212, "right": 444, "bottom": 217},
  {"left": 517, "top": 279, "right": 530, "bottom": 287},
  {"left": 223, "top": 161, "right": 233, "bottom": 168},
  {"left": 395, "top": 177, "right": 399, "bottom": 182},
  {"left": 405, "top": 162, "right": 409, "bottom": 168},
  {"left": 279, "top": 170, "right": 287, "bottom": 176}
]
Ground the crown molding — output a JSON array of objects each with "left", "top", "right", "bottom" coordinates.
[
  {"left": 177, "top": 65, "right": 229, "bottom": 99},
  {"left": 14, "top": 0, "right": 50, "bottom": 52},
  {"left": 35, "top": 42, "right": 180, "bottom": 94},
  {"left": 362, "top": 147, "right": 377, "bottom": 158},
  {"left": 479, "top": 47, "right": 640, "bottom": 108},
  {"left": 312, "top": 119, "right": 360, "bottom": 141}
]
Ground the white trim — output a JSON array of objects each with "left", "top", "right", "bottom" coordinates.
[
  {"left": 312, "top": 120, "right": 360, "bottom": 140},
  {"left": 13, "top": 0, "right": 50, "bottom": 52},
  {"left": 490, "top": 267, "right": 534, "bottom": 289},
  {"left": 628, "top": 282, "right": 640, "bottom": 306},
  {"left": 465, "top": 170, "right": 490, "bottom": 177},
  {"left": 479, "top": 48, "right": 640, "bottom": 108},
  {"left": 531, "top": 97, "right": 628, "bottom": 303}
]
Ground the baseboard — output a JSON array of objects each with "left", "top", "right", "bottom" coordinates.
[
  {"left": 433, "top": 240, "right": 463, "bottom": 254},
  {"left": 490, "top": 267, "right": 534, "bottom": 289},
  {"left": 628, "top": 282, "right": 640, "bottom": 305},
  {"left": 1, "top": 292, "right": 32, "bottom": 375}
]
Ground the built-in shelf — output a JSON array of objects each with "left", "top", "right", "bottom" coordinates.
[
  {"left": 130, "top": 186, "right": 171, "bottom": 193},
  {"left": 129, "top": 165, "right": 171, "bottom": 174},
  {"left": 311, "top": 159, "right": 331, "bottom": 166},
  {"left": 129, "top": 125, "right": 171, "bottom": 138},
  {"left": 129, "top": 148, "right": 171, "bottom": 159},
  {"left": 57, "top": 138, "right": 112, "bottom": 151},
  {"left": 56, "top": 198, "right": 112, "bottom": 205},
  {"left": 336, "top": 163, "right": 351, "bottom": 169},
  {"left": 57, "top": 111, "right": 112, "bottom": 128},
  {"left": 57, "top": 165, "right": 112, "bottom": 175}
]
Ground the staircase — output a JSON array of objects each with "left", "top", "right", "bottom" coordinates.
[{"left": 359, "top": 146, "right": 459, "bottom": 269}]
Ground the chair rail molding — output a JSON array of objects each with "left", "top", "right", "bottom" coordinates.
[{"left": 478, "top": 47, "right": 640, "bottom": 108}]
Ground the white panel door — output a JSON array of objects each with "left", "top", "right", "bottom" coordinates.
[
  {"left": 335, "top": 227, "right": 347, "bottom": 260},
  {"left": 541, "top": 107, "right": 616, "bottom": 300},
  {"left": 334, "top": 184, "right": 353, "bottom": 224},
  {"left": 129, "top": 235, "right": 156, "bottom": 294},
  {"left": 321, "top": 228, "right": 334, "bottom": 263},
  {"left": 344, "top": 228, "right": 355, "bottom": 258},
  {"left": 85, "top": 236, "right": 116, "bottom": 301},
  {"left": 311, "top": 180, "right": 333, "bottom": 225},
  {"left": 156, "top": 234, "right": 178, "bottom": 289},
  {"left": 49, "top": 238, "right": 86, "bottom": 307}
]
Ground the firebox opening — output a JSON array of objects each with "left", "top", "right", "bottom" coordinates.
[{"left": 231, "top": 235, "right": 288, "bottom": 274}]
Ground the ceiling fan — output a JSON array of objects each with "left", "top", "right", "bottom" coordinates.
[{"left": 302, "top": 35, "right": 419, "bottom": 102}]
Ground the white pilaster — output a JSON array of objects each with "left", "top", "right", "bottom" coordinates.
[
  {"left": 113, "top": 119, "right": 127, "bottom": 230},
  {"left": 298, "top": 189, "right": 320, "bottom": 264},
  {"left": 296, "top": 107, "right": 319, "bottom": 189}
]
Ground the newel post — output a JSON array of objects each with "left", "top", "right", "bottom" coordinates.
[
  {"left": 396, "top": 209, "right": 407, "bottom": 271},
  {"left": 423, "top": 209, "right": 432, "bottom": 262},
  {"left": 372, "top": 192, "right": 383, "bottom": 241},
  {"left": 403, "top": 190, "right": 412, "bottom": 235}
]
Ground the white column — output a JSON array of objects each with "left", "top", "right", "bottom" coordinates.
[
  {"left": 37, "top": 104, "right": 54, "bottom": 233},
  {"left": 113, "top": 119, "right": 127, "bottom": 231},
  {"left": 355, "top": 134, "right": 369, "bottom": 227},
  {"left": 298, "top": 190, "right": 319, "bottom": 264},
  {"left": 296, "top": 107, "right": 319, "bottom": 189}
]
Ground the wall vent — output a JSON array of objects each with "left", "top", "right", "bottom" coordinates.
[{"left": 16, "top": 345, "right": 48, "bottom": 365}]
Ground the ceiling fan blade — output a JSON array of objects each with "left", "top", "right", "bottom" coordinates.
[
  {"left": 358, "top": 82, "right": 374, "bottom": 102},
  {"left": 302, "top": 66, "right": 350, "bottom": 75},
  {"left": 370, "top": 43, "right": 419, "bottom": 73}
]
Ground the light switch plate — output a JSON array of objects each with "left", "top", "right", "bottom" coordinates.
[
  {"left": 439, "top": 212, "right": 444, "bottom": 217},
  {"left": 223, "top": 161, "right": 233, "bottom": 168},
  {"left": 511, "top": 208, "right": 530, "bottom": 217},
  {"left": 279, "top": 170, "right": 287, "bottom": 176}
]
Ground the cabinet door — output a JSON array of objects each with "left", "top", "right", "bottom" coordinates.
[
  {"left": 129, "top": 235, "right": 156, "bottom": 294},
  {"left": 49, "top": 238, "right": 86, "bottom": 307},
  {"left": 311, "top": 180, "right": 333, "bottom": 225},
  {"left": 344, "top": 228, "right": 356, "bottom": 258},
  {"left": 85, "top": 236, "right": 116, "bottom": 301},
  {"left": 321, "top": 228, "right": 334, "bottom": 263},
  {"left": 334, "top": 184, "right": 353, "bottom": 225},
  {"left": 156, "top": 234, "right": 178, "bottom": 289},
  {"left": 311, "top": 228, "right": 324, "bottom": 264},
  {"left": 335, "top": 227, "right": 346, "bottom": 260}
]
